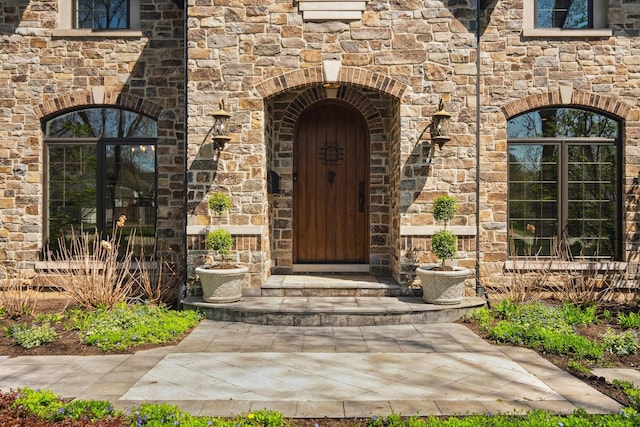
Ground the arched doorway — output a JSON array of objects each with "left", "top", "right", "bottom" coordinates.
[{"left": 293, "top": 100, "right": 370, "bottom": 265}]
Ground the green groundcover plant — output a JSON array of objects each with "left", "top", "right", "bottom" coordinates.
[
  {"left": 5, "top": 302, "right": 203, "bottom": 351},
  {"left": 68, "top": 302, "right": 204, "bottom": 351},
  {"left": 6, "top": 387, "right": 640, "bottom": 427},
  {"left": 469, "top": 300, "right": 615, "bottom": 361}
]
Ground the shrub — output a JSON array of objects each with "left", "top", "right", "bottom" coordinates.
[
  {"left": 205, "top": 228, "right": 234, "bottom": 260},
  {"left": 431, "top": 195, "right": 458, "bottom": 267},
  {"left": 208, "top": 192, "right": 232, "bottom": 216},
  {"left": 46, "top": 217, "right": 139, "bottom": 309},
  {"left": 0, "top": 266, "right": 42, "bottom": 319}
]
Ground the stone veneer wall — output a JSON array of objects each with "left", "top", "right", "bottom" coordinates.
[
  {"left": 186, "top": 0, "right": 479, "bottom": 289},
  {"left": 477, "top": 1, "right": 640, "bottom": 279},
  {"left": 0, "top": 0, "right": 186, "bottom": 275}
]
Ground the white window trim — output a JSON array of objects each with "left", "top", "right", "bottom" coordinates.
[
  {"left": 53, "top": 0, "right": 142, "bottom": 37},
  {"left": 522, "top": 0, "right": 612, "bottom": 38}
]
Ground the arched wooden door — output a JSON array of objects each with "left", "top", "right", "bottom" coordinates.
[{"left": 293, "top": 100, "right": 370, "bottom": 264}]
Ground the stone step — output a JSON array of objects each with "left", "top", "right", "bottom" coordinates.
[
  {"left": 181, "top": 296, "right": 486, "bottom": 327},
  {"left": 260, "top": 274, "right": 403, "bottom": 297}
]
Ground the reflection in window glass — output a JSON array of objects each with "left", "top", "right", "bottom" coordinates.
[
  {"left": 536, "top": 0, "right": 591, "bottom": 29},
  {"left": 76, "top": 0, "right": 129, "bottom": 29},
  {"left": 48, "top": 145, "right": 98, "bottom": 241},
  {"left": 507, "top": 108, "right": 620, "bottom": 260},
  {"left": 45, "top": 108, "right": 156, "bottom": 257}
]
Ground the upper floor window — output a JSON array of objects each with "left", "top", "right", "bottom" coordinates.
[
  {"left": 523, "top": 0, "right": 611, "bottom": 37},
  {"left": 76, "top": 0, "right": 129, "bottom": 29},
  {"left": 536, "top": 0, "right": 591, "bottom": 29},
  {"left": 507, "top": 108, "right": 621, "bottom": 260},
  {"left": 55, "top": 0, "right": 140, "bottom": 35},
  {"left": 44, "top": 107, "right": 157, "bottom": 256}
]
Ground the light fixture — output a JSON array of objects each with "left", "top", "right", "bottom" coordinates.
[
  {"left": 211, "top": 99, "right": 231, "bottom": 151},
  {"left": 419, "top": 99, "right": 452, "bottom": 149}
]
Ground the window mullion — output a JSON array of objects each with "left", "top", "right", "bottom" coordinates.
[{"left": 559, "top": 141, "right": 568, "bottom": 253}]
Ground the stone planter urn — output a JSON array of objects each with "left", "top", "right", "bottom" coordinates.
[
  {"left": 195, "top": 265, "right": 248, "bottom": 303},
  {"left": 416, "top": 265, "right": 471, "bottom": 305}
]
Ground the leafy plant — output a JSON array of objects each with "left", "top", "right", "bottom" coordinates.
[
  {"left": 614, "top": 379, "right": 640, "bottom": 412},
  {"left": 7, "top": 322, "right": 58, "bottom": 348},
  {"left": 618, "top": 311, "right": 640, "bottom": 329},
  {"left": 431, "top": 195, "right": 458, "bottom": 267},
  {"left": 469, "top": 307, "right": 493, "bottom": 332},
  {"left": 601, "top": 328, "right": 639, "bottom": 356},
  {"left": 567, "top": 360, "right": 591, "bottom": 375},
  {"left": 485, "top": 300, "right": 604, "bottom": 360},
  {"left": 208, "top": 192, "right": 232, "bottom": 216},
  {"left": 12, "top": 387, "right": 121, "bottom": 422},
  {"left": 70, "top": 302, "right": 203, "bottom": 351},
  {"left": 205, "top": 228, "right": 234, "bottom": 261},
  {"left": 559, "top": 302, "right": 597, "bottom": 326}
]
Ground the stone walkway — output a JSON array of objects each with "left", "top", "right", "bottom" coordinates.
[{"left": 0, "top": 320, "right": 629, "bottom": 418}]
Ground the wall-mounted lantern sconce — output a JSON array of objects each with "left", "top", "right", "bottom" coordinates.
[
  {"left": 211, "top": 99, "right": 231, "bottom": 151},
  {"left": 419, "top": 99, "right": 452, "bottom": 149}
]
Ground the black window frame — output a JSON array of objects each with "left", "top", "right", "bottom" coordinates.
[
  {"left": 507, "top": 107, "right": 623, "bottom": 261},
  {"left": 43, "top": 107, "right": 157, "bottom": 258}
]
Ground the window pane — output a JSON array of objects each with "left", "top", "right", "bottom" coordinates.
[
  {"left": 47, "top": 145, "right": 98, "bottom": 250},
  {"left": 507, "top": 108, "right": 617, "bottom": 139},
  {"left": 508, "top": 144, "right": 558, "bottom": 256},
  {"left": 567, "top": 144, "right": 617, "bottom": 258},
  {"left": 76, "top": 0, "right": 128, "bottom": 29},
  {"left": 536, "top": 0, "right": 590, "bottom": 29},
  {"left": 46, "top": 108, "right": 156, "bottom": 138},
  {"left": 105, "top": 144, "right": 156, "bottom": 256}
]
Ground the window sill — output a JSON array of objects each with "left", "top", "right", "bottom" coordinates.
[
  {"left": 522, "top": 28, "right": 613, "bottom": 38},
  {"left": 52, "top": 29, "right": 144, "bottom": 38},
  {"left": 504, "top": 259, "right": 631, "bottom": 272}
]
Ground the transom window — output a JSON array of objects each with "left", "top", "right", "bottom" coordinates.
[
  {"left": 44, "top": 107, "right": 157, "bottom": 256},
  {"left": 76, "top": 0, "right": 129, "bottom": 29},
  {"left": 536, "top": 0, "right": 592, "bottom": 29},
  {"left": 507, "top": 107, "right": 621, "bottom": 260}
]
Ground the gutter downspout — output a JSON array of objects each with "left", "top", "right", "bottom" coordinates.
[
  {"left": 475, "top": 1, "right": 484, "bottom": 298},
  {"left": 178, "top": 0, "right": 189, "bottom": 308}
]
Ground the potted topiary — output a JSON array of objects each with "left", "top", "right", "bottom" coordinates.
[
  {"left": 195, "top": 192, "right": 248, "bottom": 303},
  {"left": 416, "top": 194, "right": 471, "bottom": 305}
]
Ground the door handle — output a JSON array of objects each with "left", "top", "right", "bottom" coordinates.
[{"left": 358, "top": 181, "right": 365, "bottom": 213}]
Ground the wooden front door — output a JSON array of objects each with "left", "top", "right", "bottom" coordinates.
[{"left": 293, "top": 100, "right": 370, "bottom": 264}]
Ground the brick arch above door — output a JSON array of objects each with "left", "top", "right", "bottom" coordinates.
[
  {"left": 274, "top": 85, "right": 388, "bottom": 140},
  {"left": 255, "top": 66, "right": 407, "bottom": 100}
]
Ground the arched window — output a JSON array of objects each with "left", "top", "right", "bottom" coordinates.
[
  {"left": 44, "top": 107, "right": 157, "bottom": 255},
  {"left": 507, "top": 107, "right": 621, "bottom": 260}
]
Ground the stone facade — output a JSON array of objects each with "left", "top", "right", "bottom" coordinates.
[
  {"left": 0, "top": 0, "right": 185, "bottom": 275},
  {"left": 2, "top": 0, "right": 640, "bottom": 296}
]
